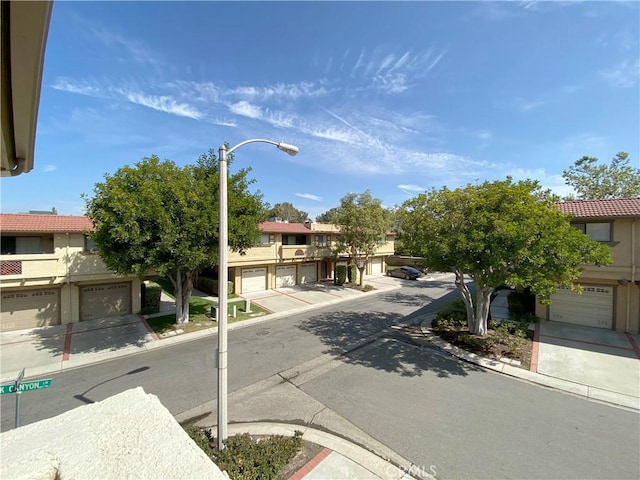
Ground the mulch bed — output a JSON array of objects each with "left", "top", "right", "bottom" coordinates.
[{"left": 434, "top": 326, "right": 533, "bottom": 370}]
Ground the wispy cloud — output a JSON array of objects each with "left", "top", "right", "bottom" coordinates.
[
  {"left": 398, "top": 184, "right": 427, "bottom": 193},
  {"left": 52, "top": 78, "right": 204, "bottom": 120},
  {"left": 51, "top": 78, "right": 102, "bottom": 97},
  {"left": 229, "top": 101, "right": 262, "bottom": 119},
  {"left": 117, "top": 90, "right": 203, "bottom": 119},
  {"left": 90, "top": 26, "right": 161, "bottom": 67},
  {"left": 600, "top": 58, "right": 640, "bottom": 87},
  {"left": 230, "top": 81, "right": 329, "bottom": 101},
  {"left": 296, "top": 193, "right": 322, "bottom": 201},
  {"left": 508, "top": 167, "right": 574, "bottom": 198},
  {"left": 345, "top": 47, "right": 446, "bottom": 94},
  {"left": 42, "top": 165, "right": 57, "bottom": 173}
]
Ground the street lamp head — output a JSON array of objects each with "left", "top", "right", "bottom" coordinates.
[{"left": 276, "top": 142, "right": 299, "bottom": 156}]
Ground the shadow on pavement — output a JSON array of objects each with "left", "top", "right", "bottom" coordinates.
[
  {"left": 298, "top": 299, "right": 481, "bottom": 379},
  {"left": 29, "top": 315, "right": 150, "bottom": 356}
]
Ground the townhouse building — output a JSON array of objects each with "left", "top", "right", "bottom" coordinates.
[
  {"left": 1, "top": 214, "right": 394, "bottom": 331},
  {"left": 0, "top": 213, "right": 141, "bottom": 331},
  {"left": 229, "top": 221, "right": 395, "bottom": 294},
  {"left": 535, "top": 197, "right": 640, "bottom": 332}
]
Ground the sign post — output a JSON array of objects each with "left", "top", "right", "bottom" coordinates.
[
  {"left": 14, "top": 369, "right": 24, "bottom": 429},
  {"left": 0, "top": 369, "right": 53, "bottom": 428}
]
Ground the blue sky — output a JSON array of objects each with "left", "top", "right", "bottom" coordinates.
[{"left": 2, "top": 1, "right": 639, "bottom": 220}]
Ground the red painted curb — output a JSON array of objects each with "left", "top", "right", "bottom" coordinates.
[
  {"left": 138, "top": 314, "right": 159, "bottom": 341},
  {"left": 530, "top": 322, "right": 540, "bottom": 372},
  {"left": 624, "top": 332, "right": 640, "bottom": 360},
  {"left": 288, "top": 447, "right": 332, "bottom": 480},
  {"left": 62, "top": 324, "right": 73, "bottom": 361}
]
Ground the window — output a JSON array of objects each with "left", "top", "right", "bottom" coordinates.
[
  {"left": 84, "top": 235, "right": 99, "bottom": 253},
  {"left": 315, "top": 235, "right": 330, "bottom": 247},
  {"left": 260, "top": 234, "right": 275, "bottom": 246},
  {"left": 573, "top": 222, "right": 611, "bottom": 242},
  {"left": 282, "top": 234, "right": 308, "bottom": 245}
]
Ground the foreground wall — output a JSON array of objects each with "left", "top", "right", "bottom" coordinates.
[{"left": 0, "top": 387, "right": 226, "bottom": 480}]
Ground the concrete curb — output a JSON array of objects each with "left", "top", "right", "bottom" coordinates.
[
  {"left": 418, "top": 317, "right": 640, "bottom": 411},
  {"left": 226, "top": 422, "right": 425, "bottom": 480}
]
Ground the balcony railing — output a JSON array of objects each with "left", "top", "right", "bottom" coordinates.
[
  {"left": 0, "top": 254, "right": 59, "bottom": 279},
  {"left": 280, "top": 245, "right": 332, "bottom": 260}
]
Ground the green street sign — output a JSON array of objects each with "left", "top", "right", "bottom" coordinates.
[{"left": 1, "top": 379, "right": 52, "bottom": 395}]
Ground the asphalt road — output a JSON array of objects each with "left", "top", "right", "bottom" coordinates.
[{"left": 2, "top": 278, "right": 639, "bottom": 479}]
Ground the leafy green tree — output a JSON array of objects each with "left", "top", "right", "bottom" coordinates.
[
  {"left": 315, "top": 207, "right": 340, "bottom": 223},
  {"left": 266, "top": 202, "right": 309, "bottom": 223},
  {"left": 84, "top": 150, "right": 266, "bottom": 324},
  {"left": 333, "top": 191, "right": 391, "bottom": 287},
  {"left": 398, "top": 178, "right": 611, "bottom": 335},
  {"left": 562, "top": 152, "right": 640, "bottom": 199}
]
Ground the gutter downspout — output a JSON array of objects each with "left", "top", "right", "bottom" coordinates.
[{"left": 628, "top": 220, "right": 637, "bottom": 333}]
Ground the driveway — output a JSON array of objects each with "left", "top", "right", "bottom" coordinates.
[
  {"left": 0, "top": 314, "right": 154, "bottom": 382},
  {"left": 535, "top": 321, "right": 640, "bottom": 400}
]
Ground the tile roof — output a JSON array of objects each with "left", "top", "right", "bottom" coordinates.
[
  {"left": 0, "top": 213, "right": 94, "bottom": 233},
  {"left": 259, "top": 222, "right": 312, "bottom": 234},
  {"left": 556, "top": 197, "right": 640, "bottom": 218}
]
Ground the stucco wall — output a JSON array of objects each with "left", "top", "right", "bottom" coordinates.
[{"left": 0, "top": 387, "right": 226, "bottom": 480}]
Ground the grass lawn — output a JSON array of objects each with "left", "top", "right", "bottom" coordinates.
[{"left": 146, "top": 277, "right": 269, "bottom": 337}]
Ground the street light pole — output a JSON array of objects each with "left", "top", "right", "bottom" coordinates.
[{"left": 217, "top": 139, "right": 298, "bottom": 451}]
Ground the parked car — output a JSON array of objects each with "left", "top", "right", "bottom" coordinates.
[{"left": 387, "top": 266, "right": 422, "bottom": 280}]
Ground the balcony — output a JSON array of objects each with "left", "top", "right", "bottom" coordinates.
[
  {"left": 280, "top": 245, "right": 332, "bottom": 261},
  {"left": 0, "top": 254, "right": 59, "bottom": 281}
]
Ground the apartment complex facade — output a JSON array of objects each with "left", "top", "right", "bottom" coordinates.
[
  {"left": 1, "top": 215, "right": 394, "bottom": 331},
  {"left": 535, "top": 197, "right": 640, "bottom": 332},
  {"left": 229, "top": 221, "right": 395, "bottom": 294},
  {"left": 0, "top": 213, "right": 142, "bottom": 332}
]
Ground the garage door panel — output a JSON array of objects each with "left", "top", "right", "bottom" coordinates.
[
  {"left": 300, "top": 263, "right": 317, "bottom": 284},
  {"left": 370, "top": 258, "right": 383, "bottom": 275},
  {"left": 242, "top": 268, "right": 266, "bottom": 293},
  {"left": 276, "top": 266, "right": 296, "bottom": 288},
  {"left": 81, "top": 283, "right": 130, "bottom": 321},
  {"left": 1, "top": 289, "right": 60, "bottom": 331},
  {"left": 550, "top": 286, "right": 612, "bottom": 329}
]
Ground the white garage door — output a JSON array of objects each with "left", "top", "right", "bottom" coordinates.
[
  {"left": 1, "top": 289, "right": 60, "bottom": 331},
  {"left": 276, "top": 265, "right": 296, "bottom": 288},
  {"left": 300, "top": 263, "right": 317, "bottom": 284},
  {"left": 370, "top": 257, "right": 383, "bottom": 275},
  {"left": 241, "top": 268, "right": 266, "bottom": 293},
  {"left": 550, "top": 285, "right": 613, "bottom": 329},
  {"left": 81, "top": 283, "right": 131, "bottom": 321}
]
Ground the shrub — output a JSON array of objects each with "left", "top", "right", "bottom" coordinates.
[
  {"left": 195, "top": 277, "right": 234, "bottom": 296},
  {"left": 348, "top": 265, "right": 357, "bottom": 284},
  {"left": 432, "top": 298, "right": 468, "bottom": 330},
  {"left": 335, "top": 265, "right": 347, "bottom": 286},
  {"left": 197, "top": 276, "right": 217, "bottom": 294},
  {"left": 141, "top": 281, "right": 161, "bottom": 315},
  {"left": 361, "top": 284, "right": 374, "bottom": 292},
  {"left": 185, "top": 427, "right": 303, "bottom": 480},
  {"left": 507, "top": 289, "right": 535, "bottom": 315}
]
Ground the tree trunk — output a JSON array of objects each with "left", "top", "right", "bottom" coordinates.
[
  {"left": 454, "top": 269, "right": 476, "bottom": 332},
  {"left": 170, "top": 269, "right": 193, "bottom": 324},
  {"left": 471, "top": 285, "right": 493, "bottom": 336},
  {"left": 357, "top": 266, "right": 366, "bottom": 287}
]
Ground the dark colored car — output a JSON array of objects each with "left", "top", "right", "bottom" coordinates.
[{"left": 386, "top": 266, "right": 422, "bottom": 280}]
